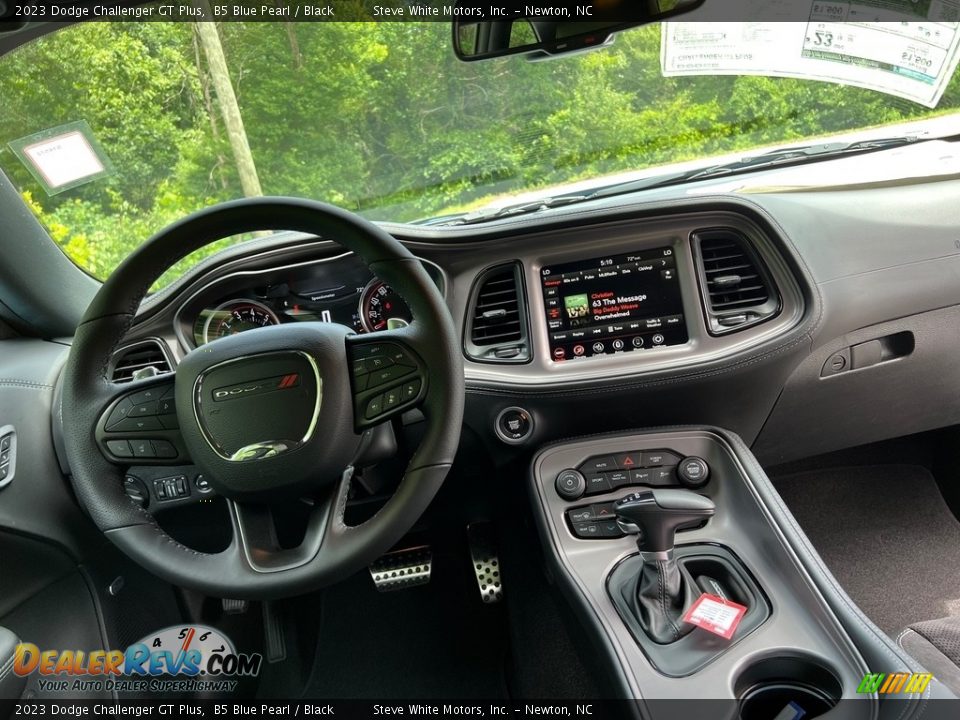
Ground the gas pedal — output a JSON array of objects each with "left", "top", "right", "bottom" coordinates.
[
  {"left": 468, "top": 522, "right": 503, "bottom": 604},
  {"left": 369, "top": 545, "right": 432, "bottom": 591}
]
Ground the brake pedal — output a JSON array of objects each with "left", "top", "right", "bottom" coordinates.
[
  {"left": 468, "top": 522, "right": 503, "bottom": 603},
  {"left": 369, "top": 545, "right": 432, "bottom": 591}
]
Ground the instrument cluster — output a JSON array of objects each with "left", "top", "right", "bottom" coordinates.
[{"left": 182, "top": 254, "right": 443, "bottom": 348}]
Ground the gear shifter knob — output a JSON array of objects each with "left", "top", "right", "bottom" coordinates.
[{"left": 615, "top": 489, "right": 715, "bottom": 556}]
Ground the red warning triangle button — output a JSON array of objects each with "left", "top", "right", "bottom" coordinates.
[{"left": 615, "top": 453, "right": 640, "bottom": 469}]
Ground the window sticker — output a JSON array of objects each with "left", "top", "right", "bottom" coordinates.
[
  {"left": 662, "top": 3, "right": 960, "bottom": 109},
  {"left": 9, "top": 120, "right": 112, "bottom": 195}
]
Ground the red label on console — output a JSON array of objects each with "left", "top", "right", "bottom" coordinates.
[{"left": 681, "top": 593, "right": 747, "bottom": 639}]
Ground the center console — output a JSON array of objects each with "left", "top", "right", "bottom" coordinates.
[{"left": 530, "top": 427, "right": 888, "bottom": 717}]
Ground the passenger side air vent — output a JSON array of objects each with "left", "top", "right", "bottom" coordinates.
[
  {"left": 464, "top": 263, "right": 530, "bottom": 363},
  {"left": 693, "top": 229, "right": 780, "bottom": 335},
  {"left": 109, "top": 340, "right": 173, "bottom": 383}
]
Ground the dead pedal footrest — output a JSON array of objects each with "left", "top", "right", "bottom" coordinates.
[
  {"left": 369, "top": 545, "right": 433, "bottom": 591},
  {"left": 468, "top": 522, "right": 503, "bottom": 603}
]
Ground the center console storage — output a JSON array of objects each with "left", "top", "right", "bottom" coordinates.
[{"left": 529, "top": 427, "right": 874, "bottom": 714}]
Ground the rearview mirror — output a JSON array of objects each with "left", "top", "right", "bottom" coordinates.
[{"left": 452, "top": 0, "right": 705, "bottom": 61}]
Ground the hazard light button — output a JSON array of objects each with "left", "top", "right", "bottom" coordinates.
[{"left": 614, "top": 452, "right": 642, "bottom": 469}]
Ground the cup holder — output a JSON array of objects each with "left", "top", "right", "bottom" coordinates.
[{"left": 735, "top": 656, "right": 842, "bottom": 720}]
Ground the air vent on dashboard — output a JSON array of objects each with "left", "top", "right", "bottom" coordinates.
[
  {"left": 464, "top": 263, "right": 530, "bottom": 363},
  {"left": 110, "top": 340, "right": 173, "bottom": 383},
  {"left": 693, "top": 229, "right": 780, "bottom": 334}
]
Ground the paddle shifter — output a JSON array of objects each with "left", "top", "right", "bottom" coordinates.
[{"left": 615, "top": 489, "right": 716, "bottom": 644}]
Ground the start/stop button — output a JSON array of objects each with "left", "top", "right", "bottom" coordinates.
[{"left": 495, "top": 406, "right": 533, "bottom": 445}]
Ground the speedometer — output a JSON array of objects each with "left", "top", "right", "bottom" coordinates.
[
  {"left": 203, "top": 299, "right": 279, "bottom": 344},
  {"left": 360, "top": 280, "right": 412, "bottom": 332}
]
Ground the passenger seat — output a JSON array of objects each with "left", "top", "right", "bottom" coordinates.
[{"left": 899, "top": 616, "right": 960, "bottom": 696}]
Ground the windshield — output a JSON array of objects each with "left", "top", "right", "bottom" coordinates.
[{"left": 2, "top": 19, "right": 959, "bottom": 284}]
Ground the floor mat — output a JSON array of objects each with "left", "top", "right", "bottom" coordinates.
[
  {"left": 773, "top": 464, "right": 960, "bottom": 638},
  {"left": 301, "top": 545, "right": 509, "bottom": 699}
]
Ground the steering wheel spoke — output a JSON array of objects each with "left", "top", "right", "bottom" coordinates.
[
  {"left": 227, "top": 495, "right": 332, "bottom": 574},
  {"left": 347, "top": 328, "right": 428, "bottom": 430},
  {"left": 95, "top": 376, "right": 191, "bottom": 465}
]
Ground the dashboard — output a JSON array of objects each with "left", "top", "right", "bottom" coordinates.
[{"left": 117, "top": 143, "right": 960, "bottom": 468}]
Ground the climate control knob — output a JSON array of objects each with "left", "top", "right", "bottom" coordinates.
[
  {"left": 677, "top": 456, "right": 710, "bottom": 488},
  {"left": 555, "top": 469, "right": 586, "bottom": 500}
]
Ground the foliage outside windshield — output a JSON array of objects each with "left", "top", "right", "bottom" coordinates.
[{"left": 1, "top": 20, "right": 959, "bottom": 285}]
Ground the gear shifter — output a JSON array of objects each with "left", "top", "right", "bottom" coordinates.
[{"left": 615, "top": 489, "right": 716, "bottom": 644}]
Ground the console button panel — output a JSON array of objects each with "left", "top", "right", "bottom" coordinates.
[
  {"left": 576, "top": 449, "right": 681, "bottom": 497},
  {"left": 566, "top": 500, "right": 626, "bottom": 539}
]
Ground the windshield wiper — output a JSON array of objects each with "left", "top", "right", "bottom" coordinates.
[
  {"left": 442, "top": 194, "right": 591, "bottom": 226},
  {"left": 430, "top": 135, "right": 928, "bottom": 226},
  {"left": 583, "top": 135, "right": 925, "bottom": 199}
]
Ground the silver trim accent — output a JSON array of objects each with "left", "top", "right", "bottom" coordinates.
[
  {"left": 640, "top": 549, "right": 674, "bottom": 563},
  {"left": 192, "top": 350, "right": 323, "bottom": 462},
  {"left": 494, "top": 406, "right": 534, "bottom": 445},
  {"left": 109, "top": 338, "right": 176, "bottom": 382},
  {"left": 230, "top": 441, "right": 293, "bottom": 462},
  {"left": 369, "top": 545, "right": 433, "bottom": 591}
]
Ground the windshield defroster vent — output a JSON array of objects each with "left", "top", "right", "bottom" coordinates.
[
  {"left": 109, "top": 340, "right": 174, "bottom": 383},
  {"left": 464, "top": 263, "right": 530, "bottom": 363},
  {"left": 693, "top": 229, "right": 780, "bottom": 335}
]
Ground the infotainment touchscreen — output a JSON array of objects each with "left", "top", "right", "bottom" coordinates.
[{"left": 540, "top": 247, "right": 687, "bottom": 362}]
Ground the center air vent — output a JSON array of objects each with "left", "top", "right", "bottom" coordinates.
[
  {"left": 109, "top": 340, "right": 173, "bottom": 383},
  {"left": 464, "top": 263, "right": 530, "bottom": 363},
  {"left": 693, "top": 229, "right": 780, "bottom": 335}
]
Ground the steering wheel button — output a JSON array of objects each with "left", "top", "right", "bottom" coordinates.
[
  {"left": 129, "top": 387, "right": 163, "bottom": 405},
  {"left": 370, "top": 365, "right": 409, "bottom": 388},
  {"left": 106, "top": 399, "right": 134, "bottom": 428},
  {"left": 109, "top": 416, "right": 163, "bottom": 432},
  {"left": 158, "top": 398, "right": 175, "bottom": 415},
  {"left": 130, "top": 439, "right": 155, "bottom": 458},
  {"left": 152, "top": 440, "right": 177, "bottom": 459},
  {"left": 106, "top": 440, "right": 132, "bottom": 458},
  {"left": 365, "top": 394, "right": 384, "bottom": 419},
  {"left": 402, "top": 380, "right": 421, "bottom": 399},
  {"left": 352, "top": 372, "right": 369, "bottom": 392},
  {"left": 0, "top": 435, "right": 10, "bottom": 452},
  {"left": 131, "top": 400, "right": 158, "bottom": 417},
  {"left": 368, "top": 355, "right": 393, "bottom": 370},
  {"left": 158, "top": 414, "right": 179, "bottom": 430},
  {"left": 383, "top": 388, "right": 401, "bottom": 409},
  {"left": 352, "top": 359, "right": 369, "bottom": 376}
]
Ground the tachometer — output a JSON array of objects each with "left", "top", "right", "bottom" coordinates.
[
  {"left": 203, "top": 299, "right": 279, "bottom": 343},
  {"left": 360, "top": 280, "right": 412, "bottom": 332}
]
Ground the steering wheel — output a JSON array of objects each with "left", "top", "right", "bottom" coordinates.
[{"left": 61, "top": 198, "right": 464, "bottom": 599}]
